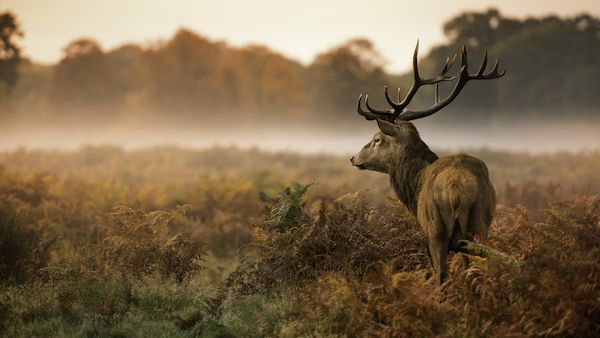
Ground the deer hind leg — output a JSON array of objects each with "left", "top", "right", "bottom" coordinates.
[
  {"left": 424, "top": 208, "right": 451, "bottom": 285},
  {"left": 449, "top": 210, "right": 474, "bottom": 252},
  {"left": 429, "top": 232, "right": 449, "bottom": 285},
  {"left": 468, "top": 199, "right": 489, "bottom": 241}
]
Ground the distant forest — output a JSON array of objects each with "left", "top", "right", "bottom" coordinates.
[{"left": 1, "top": 9, "right": 600, "bottom": 125}]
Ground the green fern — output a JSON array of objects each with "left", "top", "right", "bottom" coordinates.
[{"left": 266, "top": 182, "right": 313, "bottom": 232}]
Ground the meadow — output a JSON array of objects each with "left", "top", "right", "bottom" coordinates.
[{"left": 0, "top": 146, "right": 599, "bottom": 337}]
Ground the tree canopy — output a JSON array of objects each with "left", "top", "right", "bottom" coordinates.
[
  {"left": 0, "top": 12, "right": 23, "bottom": 97},
  {"left": 3, "top": 9, "right": 600, "bottom": 125},
  {"left": 423, "top": 9, "right": 600, "bottom": 121}
]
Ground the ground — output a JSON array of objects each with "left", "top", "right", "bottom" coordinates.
[{"left": 1, "top": 146, "right": 599, "bottom": 337}]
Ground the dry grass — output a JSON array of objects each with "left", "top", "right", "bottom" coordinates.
[{"left": 0, "top": 146, "right": 599, "bottom": 337}]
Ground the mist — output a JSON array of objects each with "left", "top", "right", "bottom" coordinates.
[
  {"left": 2, "top": 117, "right": 599, "bottom": 154},
  {"left": 3, "top": 10, "right": 600, "bottom": 156}
]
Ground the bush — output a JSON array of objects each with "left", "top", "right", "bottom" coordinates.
[
  {"left": 1, "top": 147, "right": 599, "bottom": 336},
  {"left": 101, "top": 205, "right": 206, "bottom": 282},
  {"left": 0, "top": 171, "right": 53, "bottom": 284},
  {"left": 293, "top": 272, "right": 457, "bottom": 337},
  {"left": 443, "top": 196, "right": 600, "bottom": 336},
  {"left": 232, "top": 185, "right": 600, "bottom": 337},
  {"left": 229, "top": 186, "right": 428, "bottom": 293}
]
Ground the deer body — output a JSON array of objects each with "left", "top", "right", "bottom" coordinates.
[
  {"left": 417, "top": 153, "right": 495, "bottom": 284},
  {"left": 351, "top": 120, "right": 495, "bottom": 284},
  {"left": 351, "top": 41, "right": 503, "bottom": 284}
]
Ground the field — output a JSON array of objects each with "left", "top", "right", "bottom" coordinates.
[{"left": 1, "top": 146, "right": 599, "bottom": 337}]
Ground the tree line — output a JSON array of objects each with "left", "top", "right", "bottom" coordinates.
[{"left": 1, "top": 9, "right": 599, "bottom": 125}]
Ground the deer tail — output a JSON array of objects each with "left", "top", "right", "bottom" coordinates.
[{"left": 448, "top": 182, "right": 468, "bottom": 236}]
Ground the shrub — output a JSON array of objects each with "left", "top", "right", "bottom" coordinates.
[
  {"left": 294, "top": 272, "right": 457, "bottom": 338},
  {"left": 230, "top": 186, "right": 428, "bottom": 292},
  {"left": 1, "top": 147, "right": 599, "bottom": 336},
  {"left": 0, "top": 171, "right": 53, "bottom": 284},
  {"left": 101, "top": 205, "right": 206, "bottom": 282},
  {"left": 444, "top": 196, "right": 600, "bottom": 336},
  {"left": 56, "top": 273, "right": 134, "bottom": 323}
]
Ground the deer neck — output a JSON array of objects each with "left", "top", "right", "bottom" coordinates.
[{"left": 388, "top": 142, "right": 438, "bottom": 215}]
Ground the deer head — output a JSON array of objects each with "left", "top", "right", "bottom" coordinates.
[
  {"left": 351, "top": 41, "right": 505, "bottom": 173},
  {"left": 351, "top": 119, "right": 425, "bottom": 173}
]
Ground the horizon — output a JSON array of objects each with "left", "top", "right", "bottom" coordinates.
[{"left": 4, "top": 0, "right": 600, "bottom": 73}]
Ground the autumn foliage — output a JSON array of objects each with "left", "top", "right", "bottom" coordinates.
[{"left": 0, "top": 147, "right": 599, "bottom": 336}]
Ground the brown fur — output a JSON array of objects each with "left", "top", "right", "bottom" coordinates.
[{"left": 351, "top": 120, "right": 496, "bottom": 284}]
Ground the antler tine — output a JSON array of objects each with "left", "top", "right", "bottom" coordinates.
[
  {"left": 441, "top": 54, "right": 457, "bottom": 75},
  {"left": 441, "top": 56, "right": 450, "bottom": 73},
  {"left": 406, "top": 39, "right": 457, "bottom": 85},
  {"left": 398, "top": 64, "right": 469, "bottom": 121},
  {"left": 356, "top": 94, "right": 364, "bottom": 113},
  {"left": 365, "top": 94, "right": 393, "bottom": 115},
  {"left": 473, "top": 54, "right": 505, "bottom": 79},
  {"left": 448, "top": 54, "right": 458, "bottom": 72},
  {"left": 460, "top": 44, "right": 468, "bottom": 71},
  {"left": 421, "top": 53, "right": 460, "bottom": 85},
  {"left": 395, "top": 40, "right": 461, "bottom": 116},
  {"left": 440, "top": 56, "right": 450, "bottom": 74},
  {"left": 384, "top": 86, "right": 400, "bottom": 108},
  {"left": 412, "top": 40, "right": 422, "bottom": 84},
  {"left": 395, "top": 40, "right": 423, "bottom": 108},
  {"left": 357, "top": 94, "right": 393, "bottom": 121},
  {"left": 356, "top": 94, "right": 376, "bottom": 120},
  {"left": 487, "top": 57, "right": 505, "bottom": 77},
  {"left": 476, "top": 48, "right": 488, "bottom": 76}
]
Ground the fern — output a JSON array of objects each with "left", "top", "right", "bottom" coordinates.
[{"left": 266, "top": 182, "right": 313, "bottom": 232}]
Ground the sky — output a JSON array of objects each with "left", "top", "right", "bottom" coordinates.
[{"left": 3, "top": 0, "right": 600, "bottom": 73}]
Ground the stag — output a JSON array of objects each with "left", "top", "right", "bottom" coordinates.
[{"left": 351, "top": 41, "right": 504, "bottom": 284}]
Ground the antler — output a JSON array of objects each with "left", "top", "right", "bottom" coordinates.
[{"left": 357, "top": 40, "right": 505, "bottom": 122}]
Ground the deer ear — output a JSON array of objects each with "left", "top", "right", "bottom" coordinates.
[{"left": 376, "top": 119, "right": 402, "bottom": 137}]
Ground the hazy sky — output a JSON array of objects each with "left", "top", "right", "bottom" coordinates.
[{"left": 3, "top": 0, "right": 600, "bottom": 72}]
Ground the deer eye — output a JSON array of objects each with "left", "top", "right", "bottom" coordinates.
[{"left": 373, "top": 138, "right": 381, "bottom": 145}]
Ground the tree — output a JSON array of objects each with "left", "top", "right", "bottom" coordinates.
[
  {"left": 442, "top": 9, "right": 520, "bottom": 49},
  {"left": 0, "top": 12, "right": 23, "bottom": 96},
  {"left": 419, "top": 9, "right": 600, "bottom": 121},
  {"left": 229, "top": 45, "right": 308, "bottom": 119},
  {"left": 47, "top": 38, "right": 127, "bottom": 120},
  {"left": 309, "top": 38, "right": 394, "bottom": 118},
  {"left": 142, "top": 29, "right": 309, "bottom": 121},
  {"left": 142, "top": 29, "right": 228, "bottom": 116}
]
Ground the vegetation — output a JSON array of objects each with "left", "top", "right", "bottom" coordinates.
[
  {"left": 425, "top": 9, "right": 600, "bottom": 120},
  {"left": 3, "top": 9, "right": 600, "bottom": 124},
  {"left": 2, "top": 4, "right": 599, "bottom": 337},
  {"left": 1, "top": 146, "right": 599, "bottom": 336},
  {"left": 0, "top": 11, "right": 23, "bottom": 106}
]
